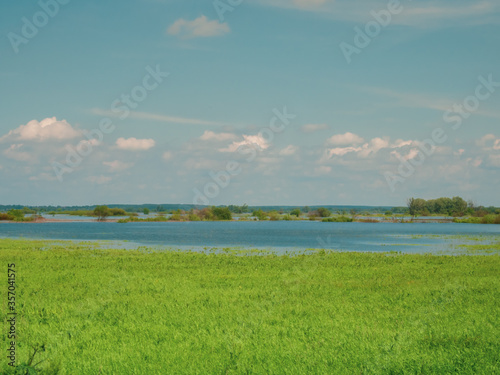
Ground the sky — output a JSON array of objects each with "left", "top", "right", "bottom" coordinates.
[{"left": 0, "top": 0, "right": 499, "bottom": 207}]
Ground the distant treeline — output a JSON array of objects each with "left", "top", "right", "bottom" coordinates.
[
  {"left": 1, "top": 200, "right": 498, "bottom": 218},
  {"left": 407, "top": 197, "right": 500, "bottom": 217},
  {"left": 0, "top": 204, "right": 396, "bottom": 215}
]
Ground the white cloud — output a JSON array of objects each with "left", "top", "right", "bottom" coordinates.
[
  {"left": 116, "top": 137, "right": 155, "bottom": 151},
  {"left": 167, "top": 16, "right": 230, "bottom": 39},
  {"left": 391, "top": 139, "right": 414, "bottom": 148},
  {"left": 327, "top": 132, "right": 365, "bottom": 146},
  {"left": 326, "top": 146, "right": 361, "bottom": 157},
  {"left": 220, "top": 134, "right": 270, "bottom": 152},
  {"left": 323, "top": 136, "right": 414, "bottom": 161},
  {"left": 0, "top": 117, "right": 80, "bottom": 142},
  {"left": 199, "top": 130, "right": 237, "bottom": 141},
  {"left": 3, "top": 144, "right": 31, "bottom": 162},
  {"left": 301, "top": 123, "right": 328, "bottom": 133},
  {"left": 103, "top": 160, "right": 134, "bottom": 172},
  {"left": 476, "top": 134, "right": 500, "bottom": 151},
  {"left": 279, "top": 145, "right": 299, "bottom": 156}
]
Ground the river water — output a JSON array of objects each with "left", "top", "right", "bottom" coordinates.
[{"left": 1, "top": 221, "right": 499, "bottom": 254}]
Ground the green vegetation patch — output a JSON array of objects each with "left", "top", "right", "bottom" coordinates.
[
  {"left": 1, "top": 239, "right": 499, "bottom": 374},
  {"left": 321, "top": 216, "right": 353, "bottom": 222}
]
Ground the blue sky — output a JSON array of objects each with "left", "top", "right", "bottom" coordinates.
[{"left": 0, "top": 0, "right": 499, "bottom": 206}]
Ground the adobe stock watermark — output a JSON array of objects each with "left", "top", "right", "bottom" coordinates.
[
  {"left": 213, "top": 0, "right": 243, "bottom": 22},
  {"left": 52, "top": 65, "right": 169, "bottom": 182},
  {"left": 192, "top": 107, "right": 296, "bottom": 206},
  {"left": 7, "top": 0, "right": 71, "bottom": 54},
  {"left": 340, "top": 0, "right": 410, "bottom": 64},
  {"left": 385, "top": 74, "right": 499, "bottom": 192}
]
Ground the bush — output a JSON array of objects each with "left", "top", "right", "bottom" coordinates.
[
  {"left": 322, "top": 216, "right": 353, "bottom": 223},
  {"left": 268, "top": 211, "right": 280, "bottom": 221},
  {"left": 252, "top": 209, "right": 268, "bottom": 221},
  {"left": 453, "top": 215, "right": 500, "bottom": 224},
  {"left": 0, "top": 213, "right": 14, "bottom": 221},
  {"left": 317, "top": 208, "right": 331, "bottom": 218},
  {"left": 188, "top": 214, "right": 201, "bottom": 221},
  {"left": 94, "top": 206, "right": 110, "bottom": 221},
  {"left": 481, "top": 215, "right": 497, "bottom": 224},
  {"left": 109, "top": 208, "right": 127, "bottom": 216},
  {"left": 212, "top": 207, "right": 232, "bottom": 221},
  {"left": 170, "top": 213, "right": 183, "bottom": 221},
  {"left": 7, "top": 209, "right": 24, "bottom": 220},
  {"left": 198, "top": 208, "right": 215, "bottom": 221}
]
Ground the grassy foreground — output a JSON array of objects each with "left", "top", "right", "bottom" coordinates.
[{"left": 1, "top": 239, "right": 499, "bottom": 374}]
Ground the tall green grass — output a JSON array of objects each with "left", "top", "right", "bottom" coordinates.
[{"left": 1, "top": 239, "right": 499, "bottom": 374}]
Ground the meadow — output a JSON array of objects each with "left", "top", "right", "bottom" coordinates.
[{"left": 1, "top": 239, "right": 499, "bottom": 374}]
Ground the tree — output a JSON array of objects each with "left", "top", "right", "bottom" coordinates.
[
  {"left": 317, "top": 207, "right": 331, "bottom": 218},
  {"left": 290, "top": 208, "right": 301, "bottom": 217},
  {"left": 268, "top": 211, "right": 280, "bottom": 221},
  {"left": 7, "top": 210, "right": 24, "bottom": 221},
  {"left": 212, "top": 207, "right": 232, "bottom": 221},
  {"left": 252, "top": 209, "right": 267, "bottom": 221},
  {"left": 94, "top": 206, "right": 110, "bottom": 221},
  {"left": 451, "top": 196, "right": 467, "bottom": 217},
  {"left": 407, "top": 198, "right": 417, "bottom": 218},
  {"left": 143, "top": 208, "right": 150, "bottom": 215}
]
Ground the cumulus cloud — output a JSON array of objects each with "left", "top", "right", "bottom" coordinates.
[
  {"left": 219, "top": 134, "right": 270, "bottom": 152},
  {"left": 3, "top": 144, "right": 31, "bottom": 162},
  {"left": 327, "top": 132, "right": 365, "bottom": 146},
  {"left": 199, "top": 130, "right": 237, "bottom": 141},
  {"left": 323, "top": 136, "right": 413, "bottom": 161},
  {"left": 476, "top": 134, "right": 497, "bottom": 147},
  {"left": 103, "top": 160, "right": 134, "bottom": 172},
  {"left": 0, "top": 117, "right": 80, "bottom": 142},
  {"left": 301, "top": 123, "right": 328, "bottom": 133},
  {"left": 116, "top": 137, "right": 155, "bottom": 151},
  {"left": 167, "top": 16, "right": 230, "bottom": 39},
  {"left": 477, "top": 134, "right": 500, "bottom": 150}
]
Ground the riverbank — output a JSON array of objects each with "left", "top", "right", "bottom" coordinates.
[{"left": 1, "top": 239, "right": 498, "bottom": 374}]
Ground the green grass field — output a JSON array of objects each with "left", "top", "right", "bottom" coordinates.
[{"left": 1, "top": 239, "right": 499, "bottom": 374}]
